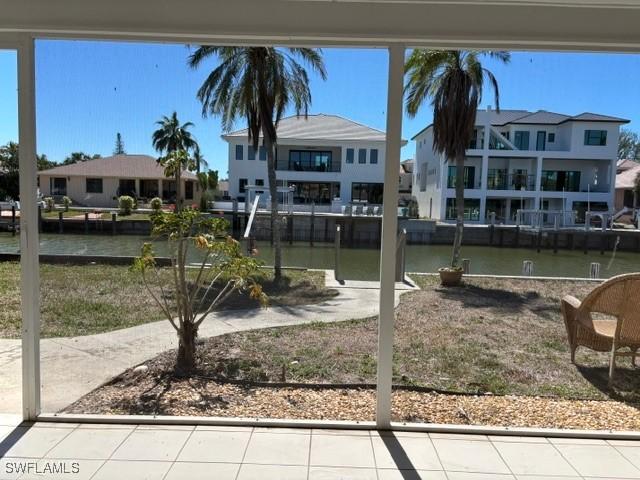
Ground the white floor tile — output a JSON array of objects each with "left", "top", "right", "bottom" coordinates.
[
  {"left": 555, "top": 444, "right": 640, "bottom": 478},
  {"left": 312, "top": 429, "right": 370, "bottom": 436},
  {"left": 237, "top": 464, "right": 308, "bottom": 480},
  {"left": 370, "top": 434, "right": 442, "bottom": 470},
  {"left": 253, "top": 427, "right": 311, "bottom": 435},
  {"left": 493, "top": 441, "right": 578, "bottom": 476},
  {"left": 110, "top": 429, "right": 191, "bottom": 462},
  {"left": 446, "top": 473, "right": 515, "bottom": 480},
  {"left": 165, "top": 462, "right": 239, "bottom": 480},
  {"left": 46, "top": 428, "right": 131, "bottom": 459},
  {"left": 310, "top": 434, "right": 376, "bottom": 468},
  {"left": 176, "top": 430, "right": 251, "bottom": 463},
  {"left": 616, "top": 447, "right": 640, "bottom": 471},
  {"left": 309, "top": 466, "right": 377, "bottom": 480},
  {"left": 548, "top": 437, "right": 608, "bottom": 445},
  {"left": 19, "top": 459, "right": 104, "bottom": 480},
  {"left": 431, "top": 439, "right": 511, "bottom": 474},
  {"left": 243, "top": 432, "right": 310, "bottom": 466},
  {"left": 377, "top": 469, "right": 448, "bottom": 480},
  {"left": 91, "top": 460, "right": 171, "bottom": 480},
  {"left": 1, "top": 427, "right": 72, "bottom": 458},
  {"left": 429, "top": 433, "right": 489, "bottom": 441}
]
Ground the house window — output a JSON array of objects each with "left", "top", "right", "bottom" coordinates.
[
  {"left": 288, "top": 150, "right": 333, "bottom": 171},
  {"left": 259, "top": 146, "right": 267, "bottom": 161},
  {"left": 235, "top": 145, "right": 243, "bottom": 160},
  {"left": 419, "top": 163, "right": 427, "bottom": 192},
  {"left": 352, "top": 182, "right": 384, "bottom": 203},
  {"left": 248, "top": 146, "right": 256, "bottom": 160},
  {"left": 358, "top": 149, "right": 366, "bottom": 164},
  {"left": 239, "top": 178, "right": 248, "bottom": 193},
  {"left": 541, "top": 170, "right": 581, "bottom": 192},
  {"left": 548, "top": 132, "right": 556, "bottom": 143},
  {"left": 468, "top": 129, "right": 478, "bottom": 149},
  {"left": 445, "top": 198, "right": 480, "bottom": 221},
  {"left": 255, "top": 179, "right": 264, "bottom": 186},
  {"left": 118, "top": 179, "right": 135, "bottom": 196},
  {"left": 346, "top": 148, "right": 354, "bottom": 164},
  {"left": 86, "top": 178, "right": 103, "bottom": 194},
  {"left": 584, "top": 130, "right": 607, "bottom": 146},
  {"left": 370, "top": 149, "right": 378, "bottom": 164},
  {"left": 514, "top": 131, "right": 530, "bottom": 150},
  {"left": 185, "top": 181, "right": 193, "bottom": 200},
  {"left": 447, "top": 166, "right": 476, "bottom": 189},
  {"left": 51, "top": 177, "right": 67, "bottom": 196}
]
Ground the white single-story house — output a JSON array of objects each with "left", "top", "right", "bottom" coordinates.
[{"left": 38, "top": 154, "right": 200, "bottom": 208}]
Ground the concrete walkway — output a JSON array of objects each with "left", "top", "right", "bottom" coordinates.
[{"left": 0, "top": 272, "right": 414, "bottom": 413}]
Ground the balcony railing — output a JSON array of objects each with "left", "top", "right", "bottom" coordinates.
[{"left": 487, "top": 173, "right": 536, "bottom": 191}]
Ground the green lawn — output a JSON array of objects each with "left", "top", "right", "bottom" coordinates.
[{"left": 0, "top": 263, "right": 334, "bottom": 338}]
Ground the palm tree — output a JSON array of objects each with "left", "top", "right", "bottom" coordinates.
[
  {"left": 405, "top": 50, "right": 510, "bottom": 268},
  {"left": 192, "top": 144, "right": 208, "bottom": 173},
  {"left": 188, "top": 46, "right": 326, "bottom": 281},
  {"left": 152, "top": 111, "right": 198, "bottom": 211}
]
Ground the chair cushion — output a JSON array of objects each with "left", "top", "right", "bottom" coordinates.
[{"left": 591, "top": 318, "right": 617, "bottom": 338}]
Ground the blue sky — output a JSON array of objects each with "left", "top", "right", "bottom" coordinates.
[{"left": 1, "top": 40, "right": 639, "bottom": 176}]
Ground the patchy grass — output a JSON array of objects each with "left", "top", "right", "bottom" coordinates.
[
  {"left": 79, "top": 276, "right": 640, "bottom": 404},
  {"left": 0, "top": 263, "right": 334, "bottom": 338}
]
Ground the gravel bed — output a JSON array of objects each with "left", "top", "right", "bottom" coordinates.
[{"left": 63, "top": 377, "right": 640, "bottom": 431}]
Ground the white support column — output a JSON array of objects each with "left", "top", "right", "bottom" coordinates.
[
  {"left": 376, "top": 44, "right": 404, "bottom": 430},
  {"left": 18, "top": 35, "right": 41, "bottom": 420}
]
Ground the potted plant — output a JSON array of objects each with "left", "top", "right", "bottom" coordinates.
[{"left": 438, "top": 266, "right": 463, "bottom": 286}]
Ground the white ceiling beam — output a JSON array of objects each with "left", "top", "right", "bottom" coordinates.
[{"left": 1, "top": 0, "right": 640, "bottom": 51}]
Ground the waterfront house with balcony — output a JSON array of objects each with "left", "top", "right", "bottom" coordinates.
[
  {"left": 412, "top": 107, "right": 628, "bottom": 224},
  {"left": 223, "top": 114, "right": 406, "bottom": 212}
]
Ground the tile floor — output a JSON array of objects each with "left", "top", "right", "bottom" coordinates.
[{"left": 1, "top": 417, "right": 640, "bottom": 479}]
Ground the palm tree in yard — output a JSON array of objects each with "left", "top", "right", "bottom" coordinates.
[
  {"left": 152, "top": 111, "right": 198, "bottom": 211},
  {"left": 188, "top": 46, "right": 327, "bottom": 282},
  {"left": 405, "top": 50, "right": 510, "bottom": 269}
]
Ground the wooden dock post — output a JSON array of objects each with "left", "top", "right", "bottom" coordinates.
[
  {"left": 11, "top": 206, "right": 16, "bottom": 236},
  {"left": 536, "top": 230, "right": 542, "bottom": 253},
  {"left": 309, "top": 202, "right": 315, "bottom": 247},
  {"left": 84, "top": 212, "right": 89, "bottom": 234},
  {"left": 58, "top": 211, "right": 63, "bottom": 233},
  {"left": 583, "top": 232, "right": 589, "bottom": 254},
  {"left": 38, "top": 205, "right": 42, "bottom": 233},
  {"left": 287, "top": 214, "right": 293, "bottom": 245},
  {"left": 514, "top": 225, "right": 520, "bottom": 247},
  {"left": 111, "top": 212, "right": 117, "bottom": 235},
  {"left": 553, "top": 232, "right": 558, "bottom": 253}
]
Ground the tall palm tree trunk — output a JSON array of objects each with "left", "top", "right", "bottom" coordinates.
[
  {"left": 175, "top": 171, "right": 183, "bottom": 212},
  {"left": 264, "top": 136, "right": 282, "bottom": 281},
  {"left": 451, "top": 155, "right": 465, "bottom": 268}
]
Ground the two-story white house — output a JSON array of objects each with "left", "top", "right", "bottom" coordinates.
[
  {"left": 223, "top": 114, "right": 406, "bottom": 211},
  {"left": 412, "top": 108, "right": 629, "bottom": 224}
]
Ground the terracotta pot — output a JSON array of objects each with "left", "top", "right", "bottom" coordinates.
[{"left": 438, "top": 268, "right": 463, "bottom": 287}]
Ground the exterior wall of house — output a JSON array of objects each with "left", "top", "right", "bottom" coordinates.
[
  {"left": 412, "top": 113, "right": 622, "bottom": 223},
  {"left": 226, "top": 138, "right": 387, "bottom": 206},
  {"left": 39, "top": 174, "right": 199, "bottom": 208}
]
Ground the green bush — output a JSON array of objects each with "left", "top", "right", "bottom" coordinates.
[
  {"left": 118, "top": 195, "right": 135, "bottom": 215},
  {"left": 44, "top": 197, "right": 54, "bottom": 212},
  {"left": 62, "top": 196, "right": 72, "bottom": 211},
  {"left": 149, "top": 197, "right": 163, "bottom": 211}
]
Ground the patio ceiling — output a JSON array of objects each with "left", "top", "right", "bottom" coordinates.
[{"left": 0, "top": 0, "right": 640, "bottom": 51}]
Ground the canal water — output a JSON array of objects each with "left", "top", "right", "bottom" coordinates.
[{"left": 1, "top": 233, "right": 639, "bottom": 280}]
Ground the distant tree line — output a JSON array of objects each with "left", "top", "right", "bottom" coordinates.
[{"left": 619, "top": 128, "right": 640, "bottom": 161}]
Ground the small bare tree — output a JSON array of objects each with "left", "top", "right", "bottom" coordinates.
[{"left": 133, "top": 209, "right": 266, "bottom": 373}]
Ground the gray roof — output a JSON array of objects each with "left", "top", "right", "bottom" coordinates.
[
  {"left": 509, "top": 110, "right": 570, "bottom": 125},
  {"left": 224, "top": 114, "right": 406, "bottom": 144},
  {"left": 413, "top": 109, "right": 629, "bottom": 139},
  {"left": 569, "top": 112, "right": 630, "bottom": 123},
  {"left": 38, "top": 154, "right": 198, "bottom": 180}
]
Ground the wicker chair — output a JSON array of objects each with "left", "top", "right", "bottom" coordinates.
[{"left": 561, "top": 273, "right": 640, "bottom": 387}]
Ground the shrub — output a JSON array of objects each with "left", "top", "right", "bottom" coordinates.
[
  {"left": 62, "top": 196, "right": 72, "bottom": 211},
  {"left": 44, "top": 197, "right": 54, "bottom": 212},
  {"left": 149, "top": 197, "right": 163, "bottom": 212},
  {"left": 133, "top": 209, "right": 267, "bottom": 372},
  {"left": 118, "top": 195, "right": 135, "bottom": 215}
]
